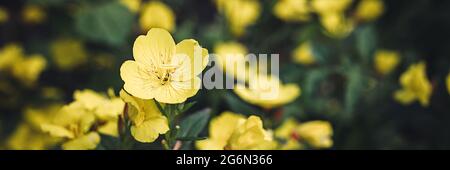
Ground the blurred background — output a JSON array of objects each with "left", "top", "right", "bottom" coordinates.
[{"left": 0, "top": 0, "right": 449, "bottom": 149}]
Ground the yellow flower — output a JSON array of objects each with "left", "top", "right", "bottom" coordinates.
[
  {"left": 50, "top": 38, "right": 88, "bottom": 71},
  {"left": 41, "top": 102, "right": 100, "bottom": 150},
  {"left": 274, "top": 0, "right": 310, "bottom": 22},
  {"left": 275, "top": 119, "right": 333, "bottom": 149},
  {"left": 22, "top": 5, "right": 46, "bottom": 24},
  {"left": 355, "top": 0, "right": 384, "bottom": 22},
  {"left": 213, "top": 42, "right": 251, "bottom": 82},
  {"left": 0, "top": 44, "right": 24, "bottom": 71},
  {"left": 216, "top": 0, "right": 261, "bottom": 37},
  {"left": 196, "top": 112, "right": 276, "bottom": 150},
  {"left": 120, "top": 28, "right": 209, "bottom": 104},
  {"left": 140, "top": 1, "right": 175, "bottom": 33},
  {"left": 0, "top": 6, "right": 8, "bottom": 24},
  {"left": 394, "top": 62, "right": 432, "bottom": 107},
  {"left": 296, "top": 121, "right": 333, "bottom": 148},
  {"left": 234, "top": 74, "right": 301, "bottom": 109},
  {"left": 311, "top": 0, "right": 353, "bottom": 15},
  {"left": 11, "top": 54, "right": 47, "bottom": 86},
  {"left": 73, "top": 89, "right": 125, "bottom": 137},
  {"left": 447, "top": 73, "right": 450, "bottom": 94},
  {"left": 374, "top": 50, "right": 400, "bottom": 75},
  {"left": 120, "top": 0, "right": 142, "bottom": 13},
  {"left": 120, "top": 90, "right": 169, "bottom": 143},
  {"left": 293, "top": 42, "right": 316, "bottom": 65},
  {"left": 7, "top": 105, "right": 62, "bottom": 150},
  {"left": 319, "top": 13, "right": 354, "bottom": 38},
  {"left": 7, "top": 123, "right": 57, "bottom": 150}
]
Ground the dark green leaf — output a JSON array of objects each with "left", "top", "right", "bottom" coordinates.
[{"left": 177, "top": 109, "right": 211, "bottom": 149}]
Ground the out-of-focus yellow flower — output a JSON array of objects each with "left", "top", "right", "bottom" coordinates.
[
  {"left": 275, "top": 119, "right": 333, "bottom": 149},
  {"left": 40, "top": 89, "right": 123, "bottom": 149},
  {"left": 319, "top": 13, "right": 354, "bottom": 38},
  {"left": 213, "top": 42, "right": 251, "bottom": 82},
  {"left": 41, "top": 102, "right": 100, "bottom": 150},
  {"left": 196, "top": 112, "right": 276, "bottom": 150},
  {"left": 0, "top": 44, "right": 24, "bottom": 71},
  {"left": 311, "top": 0, "right": 353, "bottom": 15},
  {"left": 355, "top": 0, "right": 384, "bottom": 22},
  {"left": 216, "top": 0, "right": 261, "bottom": 37},
  {"left": 297, "top": 121, "right": 333, "bottom": 148},
  {"left": 140, "top": 1, "right": 175, "bottom": 33},
  {"left": 22, "top": 5, "right": 46, "bottom": 24},
  {"left": 7, "top": 105, "right": 62, "bottom": 150},
  {"left": 374, "top": 50, "right": 400, "bottom": 75},
  {"left": 0, "top": 7, "right": 8, "bottom": 24},
  {"left": 11, "top": 54, "right": 47, "bottom": 87},
  {"left": 274, "top": 0, "right": 310, "bottom": 22},
  {"left": 73, "top": 89, "right": 125, "bottom": 137},
  {"left": 120, "top": 28, "right": 209, "bottom": 104},
  {"left": 394, "top": 62, "right": 432, "bottom": 107},
  {"left": 120, "top": 90, "right": 169, "bottom": 143},
  {"left": 120, "top": 0, "right": 142, "bottom": 13},
  {"left": 446, "top": 73, "right": 450, "bottom": 95},
  {"left": 50, "top": 38, "right": 87, "bottom": 71},
  {"left": 234, "top": 74, "right": 301, "bottom": 109},
  {"left": 293, "top": 42, "right": 316, "bottom": 65}
]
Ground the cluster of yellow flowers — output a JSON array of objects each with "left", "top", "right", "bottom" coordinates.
[
  {"left": 275, "top": 0, "right": 384, "bottom": 39},
  {"left": 0, "top": 44, "right": 46, "bottom": 87},
  {"left": 39, "top": 89, "right": 124, "bottom": 150},
  {"left": 0, "top": 4, "right": 46, "bottom": 24}
]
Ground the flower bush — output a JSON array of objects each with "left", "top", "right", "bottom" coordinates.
[{"left": 0, "top": 0, "right": 449, "bottom": 150}]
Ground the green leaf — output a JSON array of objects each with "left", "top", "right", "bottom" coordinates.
[
  {"left": 177, "top": 109, "right": 211, "bottom": 149},
  {"left": 344, "top": 66, "right": 365, "bottom": 119},
  {"left": 176, "top": 136, "right": 207, "bottom": 141},
  {"left": 75, "top": 1, "right": 134, "bottom": 46},
  {"left": 303, "top": 69, "right": 329, "bottom": 98},
  {"left": 356, "top": 25, "right": 377, "bottom": 63}
]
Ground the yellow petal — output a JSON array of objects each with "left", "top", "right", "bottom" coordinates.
[
  {"left": 41, "top": 124, "right": 74, "bottom": 139},
  {"left": 98, "top": 120, "right": 119, "bottom": 137},
  {"left": 153, "top": 77, "right": 201, "bottom": 104},
  {"left": 275, "top": 118, "right": 299, "bottom": 139},
  {"left": 120, "top": 60, "right": 159, "bottom": 99},
  {"left": 62, "top": 132, "right": 100, "bottom": 150},
  {"left": 133, "top": 28, "right": 176, "bottom": 68},
  {"left": 130, "top": 116, "right": 169, "bottom": 143},
  {"left": 196, "top": 139, "right": 227, "bottom": 150},
  {"left": 172, "top": 39, "right": 209, "bottom": 81}
]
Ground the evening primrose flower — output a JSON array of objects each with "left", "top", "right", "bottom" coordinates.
[
  {"left": 120, "top": 0, "right": 142, "bottom": 13},
  {"left": 394, "top": 62, "right": 432, "bottom": 107},
  {"left": 120, "top": 90, "right": 169, "bottom": 143},
  {"left": 311, "top": 0, "right": 353, "bottom": 15},
  {"left": 355, "top": 0, "right": 384, "bottom": 22},
  {"left": 214, "top": 42, "right": 250, "bottom": 82},
  {"left": 319, "top": 13, "right": 354, "bottom": 38},
  {"left": 374, "top": 50, "right": 400, "bottom": 75},
  {"left": 50, "top": 38, "right": 88, "bottom": 71},
  {"left": 275, "top": 119, "right": 333, "bottom": 149},
  {"left": 216, "top": 0, "right": 261, "bottom": 37},
  {"left": 296, "top": 121, "right": 333, "bottom": 148},
  {"left": 140, "top": 1, "right": 175, "bottom": 33},
  {"left": 73, "top": 89, "right": 125, "bottom": 137},
  {"left": 234, "top": 74, "right": 301, "bottom": 109},
  {"left": 292, "top": 42, "right": 316, "bottom": 65},
  {"left": 7, "top": 105, "right": 62, "bottom": 150},
  {"left": 274, "top": 0, "right": 310, "bottom": 22},
  {"left": 22, "top": 5, "right": 46, "bottom": 24},
  {"left": 11, "top": 54, "right": 47, "bottom": 87},
  {"left": 41, "top": 102, "right": 100, "bottom": 150},
  {"left": 120, "top": 28, "right": 209, "bottom": 104},
  {"left": 196, "top": 112, "right": 276, "bottom": 150},
  {"left": 0, "top": 7, "right": 8, "bottom": 24}
]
